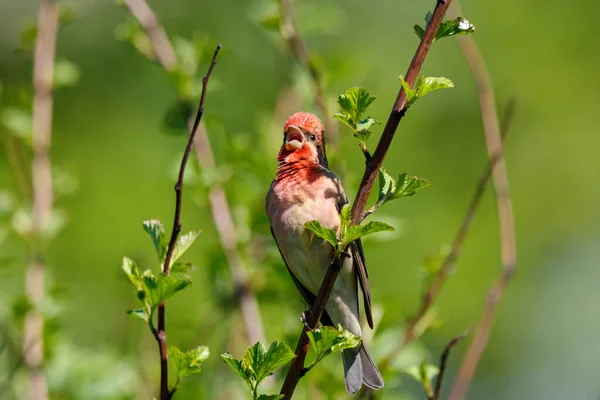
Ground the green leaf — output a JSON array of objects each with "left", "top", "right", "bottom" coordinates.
[
  {"left": 398, "top": 75, "right": 416, "bottom": 107},
  {"left": 1, "top": 107, "right": 32, "bottom": 141},
  {"left": 400, "top": 75, "right": 453, "bottom": 107},
  {"left": 414, "top": 14, "right": 476, "bottom": 41},
  {"left": 54, "top": 59, "right": 81, "bottom": 89},
  {"left": 304, "top": 220, "right": 337, "bottom": 248},
  {"left": 143, "top": 220, "right": 167, "bottom": 263},
  {"left": 342, "top": 221, "right": 394, "bottom": 247},
  {"left": 246, "top": 341, "right": 296, "bottom": 384},
  {"left": 169, "top": 346, "right": 210, "bottom": 380},
  {"left": 339, "top": 204, "right": 352, "bottom": 236},
  {"left": 171, "top": 230, "right": 202, "bottom": 264},
  {"left": 171, "top": 262, "right": 195, "bottom": 275},
  {"left": 405, "top": 360, "right": 440, "bottom": 397},
  {"left": 126, "top": 309, "right": 149, "bottom": 322},
  {"left": 221, "top": 353, "right": 254, "bottom": 391},
  {"left": 257, "top": 395, "right": 284, "bottom": 400},
  {"left": 377, "top": 168, "right": 397, "bottom": 204},
  {"left": 393, "top": 173, "right": 432, "bottom": 199},
  {"left": 334, "top": 87, "right": 378, "bottom": 137},
  {"left": 307, "top": 325, "right": 361, "bottom": 366}
]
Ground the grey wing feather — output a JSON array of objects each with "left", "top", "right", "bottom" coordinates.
[
  {"left": 269, "top": 226, "right": 335, "bottom": 327},
  {"left": 336, "top": 190, "right": 374, "bottom": 329}
]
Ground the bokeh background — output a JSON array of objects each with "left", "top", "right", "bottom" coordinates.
[{"left": 1, "top": 0, "right": 600, "bottom": 399}]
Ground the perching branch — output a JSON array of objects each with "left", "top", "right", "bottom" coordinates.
[
  {"left": 374, "top": 99, "right": 515, "bottom": 377},
  {"left": 278, "top": 0, "right": 338, "bottom": 150},
  {"left": 156, "top": 44, "right": 221, "bottom": 400},
  {"left": 25, "top": 1, "right": 59, "bottom": 399},
  {"left": 430, "top": 331, "right": 468, "bottom": 400},
  {"left": 448, "top": 2, "right": 517, "bottom": 398},
  {"left": 122, "top": 0, "right": 266, "bottom": 347},
  {"left": 279, "top": 1, "right": 455, "bottom": 397}
]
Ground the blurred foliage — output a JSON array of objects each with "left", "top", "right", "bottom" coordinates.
[{"left": 1, "top": 0, "right": 600, "bottom": 399}]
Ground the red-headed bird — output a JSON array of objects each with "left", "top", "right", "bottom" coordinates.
[{"left": 266, "top": 112, "right": 384, "bottom": 394}]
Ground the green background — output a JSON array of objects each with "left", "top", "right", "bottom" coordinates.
[{"left": 1, "top": 0, "right": 599, "bottom": 399}]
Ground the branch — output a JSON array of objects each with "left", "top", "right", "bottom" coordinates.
[
  {"left": 374, "top": 99, "right": 515, "bottom": 376},
  {"left": 157, "top": 45, "right": 221, "bottom": 400},
  {"left": 25, "top": 1, "right": 59, "bottom": 399},
  {"left": 122, "top": 0, "right": 266, "bottom": 348},
  {"left": 280, "top": 1, "right": 454, "bottom": 397},
  {"left": 448, "top": 2, "right": 517, "bottom": 398},
  {"left": 278, "top": 0, "right": 338, "bottom": 150},
  {"left": 430, "top": 331, "right": 468, "bottom": 400}
]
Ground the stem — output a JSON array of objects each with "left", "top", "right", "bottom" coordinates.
[
  {"left": 123, "top": 0, "right": 266, "bottom": 347},
  {"left": 25, "top": 1, "right": 59, "bottom": 399},
  {"left": 156, "top": 45, "right": 222, "bottom": 400},
  {"left": 430, "top": 331, "right": 468, "bottom": 400},
  {"left": 279, "top": 1, "right": 454, "bottom": 397},
  {"left": 278, "top": 0, "right": 338, "bottom": 151},
  {"left": 448, "top": 2, "right": 517, "bottom": 398}
]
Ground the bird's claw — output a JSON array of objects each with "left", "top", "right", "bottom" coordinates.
[{"left": 301, "top": 308, "right": 313, "bottom": 330}]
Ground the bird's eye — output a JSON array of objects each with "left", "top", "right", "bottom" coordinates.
[{"left": 310, "top": 134, "right": 317, "bottom": 141}]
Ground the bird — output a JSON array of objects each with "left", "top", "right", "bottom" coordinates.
[{"left": 266, "top": 112, "right": 384, "bottom": 395}]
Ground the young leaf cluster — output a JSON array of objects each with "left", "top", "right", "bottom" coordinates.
[
  {"left": 399, "top": 75, "right": 454, "bottom": 108},
  {"left": 304, "top": 205, "right": 394, "bottom": 259},
  {"left": 221, "top": 341, "right": 295, "bottom": 399},
  {"left": 372, "top": 169, "right": 432, "bottom": 213},
  {"left": 169, "top": 346, "right": 210, "bottom": 391},
  {"left": 333, "top": 87, "right": 379, "bottom": 144},
  {"left": 414, "top": 12, "right": 476, "bottom": 41},
  {"left": 405, "top": 360, "right": 440, "bottom": 398},
  {"left": 306, "top": 325, "right": 361, "bottom": 371}
]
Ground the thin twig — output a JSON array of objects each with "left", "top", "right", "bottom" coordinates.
[
  {"left": 374, "top": 99, "right": 515, "bottom": 377},
  {"left": 155, "top": 45, "right": 221, "bottom": 400},
  {"left": 280, "top": 1, "right": 454, "bottom": 397},
  {"left": 278, "top": 0, "right": 338, "bottom": 151},
  {"left": 122, "top": 0, "right": 266, "bottom": 347},
  {"left": 448, "top": 2, "right": 517, "bottom": 398},
  {"left": 25, "top": 1, "right": 59, "bottom": 399},
  {"left": 430, "top": 331, "right": 468, "bottom": 400}
]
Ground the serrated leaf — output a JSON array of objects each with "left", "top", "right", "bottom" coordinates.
[
  {"left": 221, "top": 353, "right": 254, "bottom": 390},
  {"left": 393, "top": 173, "right": 432, "bottom": 199},
  {"left": 126, "top": 308, "right": 149, "bottom": 322},
  {"left": 405, "top": 360, "right": 439, "bottom": 397},
  {"left": 377, "top": 168, "right": 397, "bottom": 204},
  {"left": 334, "top": 88, "right": 377, "bottom": 135},
  {"left": 54, "top": 59, "right": 81, "bottom": 89},
  {"left": 304, "top": 220, "right": 337, "bottom": 248},
  {"left": 171, "top": 262, "right": 195, "bottom": 275},
  {"left": 143, "top": 220, "right": 167, "bottom": 263},
  {"left": 169, "top": 346, "right": 210, "bottom": 379},
  {"left": 171, "top": 230, "right": 202, "bottom": 264},
  {"left": 342, "top": 221, "right": 394, "bottom": 246},
  {"left": 399, "top": 75, "right": 416, "bottom": 107},
  {"left": 339, "top": 204, "right": 352, "bottom": 236},
  {"left": 307, "top": 325, "right": 361, "bottom": 366},
  {"left": 249, "top": 341, "right": 296, "bottom": 384},
  {"left": 414, "top": 76, "right": 454, "bottom": 101},
  {"left": 414, "top": 14, "right": 476, "bottom": 41}
]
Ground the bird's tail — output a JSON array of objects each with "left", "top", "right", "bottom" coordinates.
[{"left": 342, "top": 343, "right": 384, "bottom": 395}]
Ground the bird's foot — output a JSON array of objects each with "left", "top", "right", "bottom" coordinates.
[{"left": 300, "top": 308, "right": 313, "bottom": 330}]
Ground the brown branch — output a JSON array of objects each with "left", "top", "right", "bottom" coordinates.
[
  {"left": 24, "top": 1, "right": 59, "bottom": 399},
  {"left": 448, "top": 3, "right": 517, "bottom": 398},
  {"left": 156, "top": 45, "right": 221, "bottom": 400},
  {"left": 122, "top": 0, "right": 266, "bottom": 348},
  {"left": 430, "top": 331, "right": 468, "bottom": 400},
  {"left": 279, "top": 1, "right": 454, "bottom": 398},
  {"left": 278, "top": 0, "right": 338, "bottom": 150}
]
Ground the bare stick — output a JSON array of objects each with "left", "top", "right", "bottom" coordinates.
[
  {"left": 122, "top": 0, "right": 266, "bottom": 347},
  {"left": 155, "top": 45, "right": 221, "bottom": 400},
  {"left": 430, "top": 331, "right": 468, "bottom": 400},
  {"left": 374, "top": 99, "right": 515, "bottom": 377},
  {"left": 448, "top": 3, "right": 517, "bottom": 398},
  {"left": 24, "top": 1, "right": 59, "bottom": 399},
  {"left": 280, "top": 1, "right": 454, "bottom": 397},
  {"left": 278, "top": 0, "right": 338, "bottom": 150}
]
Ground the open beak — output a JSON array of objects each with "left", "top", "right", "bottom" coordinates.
[{"left": 285, "top": 125, "right": 304, "bottom": 151}]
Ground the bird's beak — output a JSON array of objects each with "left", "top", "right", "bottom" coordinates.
[{"left": 285, "top": 125, "right": 304, "bottom": 151}]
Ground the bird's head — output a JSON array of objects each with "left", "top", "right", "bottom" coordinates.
[{"left": 277, "top": 112, "right": 328, "bottom": 168}]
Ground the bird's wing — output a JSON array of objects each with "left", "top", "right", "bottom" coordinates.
[
  {"left": 269, "top": 226, "right": 335, "bottom": 327},
  {"left": 337, "top": 192, "right": 374, "bottom": 329}
]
